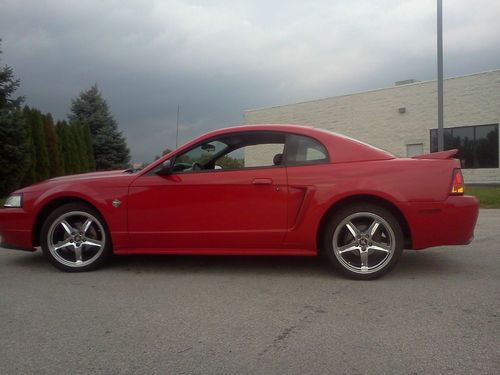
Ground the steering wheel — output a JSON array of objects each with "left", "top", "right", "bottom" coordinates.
[{"left": 191, "top": 162, "right": 202, "bottom": 171}]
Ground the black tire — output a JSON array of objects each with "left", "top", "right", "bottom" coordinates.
[
  {"left": 323, "top": 203, "right": 403, "bottom": 280},
  {"left": 40, "top": 202, "right": 112, "bottom": 272}
]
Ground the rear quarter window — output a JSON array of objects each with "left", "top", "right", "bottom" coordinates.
[{"left": 286, "top": 135, "right": 328, "bottom": 165}]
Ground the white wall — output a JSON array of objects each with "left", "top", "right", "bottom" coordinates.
[{"left": 244, "top": 70, "right": 500, "bottom": 184}]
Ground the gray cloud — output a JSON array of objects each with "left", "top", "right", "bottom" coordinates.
[{"left": 1, "top": 0, "right": 499, "bottom": 162}]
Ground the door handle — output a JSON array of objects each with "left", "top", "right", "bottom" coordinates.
[{"left": 252, "top": 178, "right": 273, "bottom": 185}]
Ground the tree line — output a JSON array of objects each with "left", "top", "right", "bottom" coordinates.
[
  {"left": 20, "top": 107, "right": 96, "bottom": 187},
  {"left": 0, "top": 40, "right": 130, "bottom": 197}
]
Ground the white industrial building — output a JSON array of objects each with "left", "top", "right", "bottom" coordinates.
[{"left": 244, "top": 70, "right": 500, "bottom": 184}]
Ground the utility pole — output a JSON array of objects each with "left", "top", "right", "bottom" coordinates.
[
  {"left": 176, "top": 104, "right": 180, "bottom": 148},
  {"left": 437, "top": 0, "right": 444, "bottom": 151}
]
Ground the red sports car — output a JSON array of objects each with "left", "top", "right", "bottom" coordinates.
[{"left": 0, "top": 125, "right": 479, "bottom": 279}]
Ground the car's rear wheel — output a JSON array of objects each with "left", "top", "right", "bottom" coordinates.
[
  {"left": 323, "top": 203, "right": 403, "bottom": 280},
  {"left": 40, "top": 203, "right": 111, "bottom": 272}
]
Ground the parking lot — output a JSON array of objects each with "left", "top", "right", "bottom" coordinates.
[{"left": 0, "top": 210, "right": 498, "bottom": 374}]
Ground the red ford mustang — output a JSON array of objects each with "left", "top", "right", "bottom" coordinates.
[{"left": 0, "top": 124, "right": 479, "bottom": 279}]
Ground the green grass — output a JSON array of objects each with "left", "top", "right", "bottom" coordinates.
[{"left": 466, "top": 185, "right": 500, "bottom": 209}]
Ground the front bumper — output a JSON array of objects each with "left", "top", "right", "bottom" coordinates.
[
  {"left": 0, "top": 208, "right": 35, "bottom": 251},
  {"left": 403, "top": 195, "right": 479, "bottom": 250}
]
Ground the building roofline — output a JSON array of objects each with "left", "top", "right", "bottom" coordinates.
[{"left": 244, "top": 68, "right": 500, "bottom": 113}]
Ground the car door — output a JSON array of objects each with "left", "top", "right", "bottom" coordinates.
[
  {"left": 127, "top": 132, "right": 288, "bottom": 250},
  {"left": 282, "top": 134, "right": 330, "bottom": 248}
]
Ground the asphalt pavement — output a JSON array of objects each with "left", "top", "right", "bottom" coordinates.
[{"left": 1, "top": 210, "right": 499, "bottom": 374}]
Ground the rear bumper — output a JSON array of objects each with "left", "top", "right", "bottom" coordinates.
[
  {"left": 0, "top": 208, "right": 34, "bottom": 251},
  {"left": 403, "top": 195, "right": 479, "bottom": 250}
]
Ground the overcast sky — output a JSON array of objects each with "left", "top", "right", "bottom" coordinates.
[{"left": 1, "top": 0, "right": 499, "bottom": 162}]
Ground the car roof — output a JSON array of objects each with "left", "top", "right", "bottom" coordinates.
[
  {"left": 200, "top": 124, "right": 394, "bottom": 163},
  {"left": 142, "top": 124, "right": 394, "bottom": 175}
]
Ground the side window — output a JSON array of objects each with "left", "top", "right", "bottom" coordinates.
[
  {"left": 171, "top": 132, "right": 287, "bottom": 173},
  {"left": 173, "top": 140, "right": 227, "bottom": 172},
  {"left": 240, "top": 143, "right": 285, "bottom": 169},
  {"left": 224, "top": 133, "right": 285, "bottom": 170},
  {"left": 286, "top": 135, "right": 328, "bottom": 165}
]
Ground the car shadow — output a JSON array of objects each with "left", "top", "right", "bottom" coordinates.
[
  {"left": 5, "top": 247, "right": 471, "bottom": 280},
  {"left": 107, "top": 249, "right": 471, "bottom": 279},
  {"left": 5, "top": 250, "right": 335, "bottom": 278},
  {"left": 109, "top": 253, "right": 334, "bottom": 278},
  {"left": 4, "top": 250, "right": 54, "bottom": 271}
]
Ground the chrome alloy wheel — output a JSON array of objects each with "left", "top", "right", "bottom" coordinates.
[
  {"left": 47, "top": 211, "right": 106, "bottom": 268},
  {"left": 332, "top": 212, "right": 396, "bottom": 274}
]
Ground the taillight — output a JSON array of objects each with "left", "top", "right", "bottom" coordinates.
[{"left": 451, "top": 168, "right": 464, "bottom": 195}]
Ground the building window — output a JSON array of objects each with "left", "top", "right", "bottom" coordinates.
[
  {"left": 406, "top": 143, "right": 423, "bottom": 157},
  {"left": 430, "top": 124, "right": 499, "bottom": 169}
]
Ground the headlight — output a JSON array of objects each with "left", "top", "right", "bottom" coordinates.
[{"left": 4, "top": 194, "right": 22, "bottom": 208}]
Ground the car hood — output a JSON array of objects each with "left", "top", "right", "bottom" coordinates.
[{"left": 16, "top": 170, "right": 135, "bottom": 193}]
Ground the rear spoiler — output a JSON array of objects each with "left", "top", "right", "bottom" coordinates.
[{"left": 411, "top": 149, "right": 458, "bottom": 160}]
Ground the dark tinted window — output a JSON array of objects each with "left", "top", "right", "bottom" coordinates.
[
  {"left": 475, "top": 125, "right": 499, "bottom": 168},
  {"left": 286, "top": 135, "right": 328, "bottom": 165},
  {"left": 430, "top": 124, "right": 499, "bottom": 168},
  {"left": 452, "top": 127, "right": 474, "bottom": 168}
]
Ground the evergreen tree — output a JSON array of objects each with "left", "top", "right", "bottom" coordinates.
[
  {"left": 74, "top": 123, "right": 87, "bottom": 172},
  {"left": 81, "top": 123, "right": 95, "bottom": 171},
  {"left": 56, "top": 120, "right": 79, "bottom": 175},
  {"left": 0, "top": 39, "right": 29, "bottom": 196},
  {"left": 20, "top": 107, "right": 37, "bottom": 186},
  {"left": 27, "top": 108, "right": 50, "bottom": 181},
  {"left": 69, "top": 85, "right": 130, "bottom": 170},
  {"left": 43, "top": 113, "right": 63, "bottom": 177},
  {"left": 70, "top": 121, "right": 95, "bottom": 172},
  {"left": 69, "top": 122, "right": 86, "bottom": 173},
  {"left": 55, "top": 121, "right": 67, "bottom": 173},
  {"left": 0, "top": 40, "right": 23, "bottom": 109},
  {"left": 0, "top": 109, "right": 29, "bottom": 194},
  {"left": 67, "top": 123, "right": 79, "bottom": 174}
]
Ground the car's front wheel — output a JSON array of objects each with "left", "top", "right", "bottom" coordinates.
[
  {"left": 40, "top": 203, "right": 111, "bottom": 272},
  {"left": 323, "top": 203, "right": 404, "bottom": 280}
]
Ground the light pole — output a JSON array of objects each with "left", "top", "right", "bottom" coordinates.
[{"left": 437, "top": 0, "right": 444, "bottom": 151}]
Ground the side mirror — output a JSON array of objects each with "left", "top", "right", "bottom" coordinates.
[{"left": 156, "top": 160, "right": 172, "bottom": 176}]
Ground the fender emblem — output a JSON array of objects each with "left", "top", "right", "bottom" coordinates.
[{"left": 112, "top": 199, "right": 122, "bottom": 208}]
